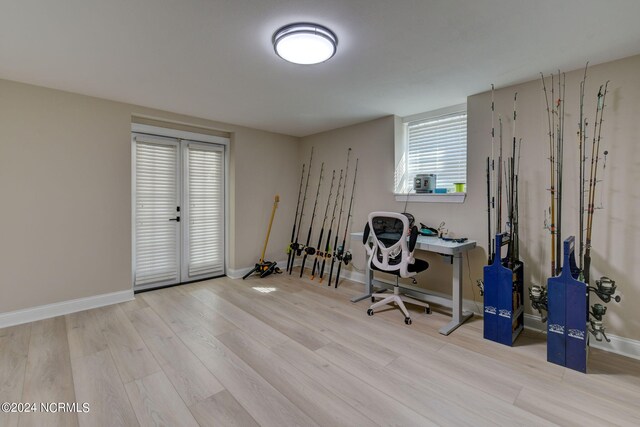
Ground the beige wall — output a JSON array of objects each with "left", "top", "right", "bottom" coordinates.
[
  {"left": 299, "top": 116, "right": 488, "bottom": 306},
  {"left": 300, "top": 54, "right": 640, "bottom": 341},
  {"left": 470, "top": 54, "right": 640, "bottom": 341},
  {"left": 2, "top": 54, "right": 639, "bottom": 340},
  {"left": 0, "top": 79, "right": 299, "bottom": 313}
]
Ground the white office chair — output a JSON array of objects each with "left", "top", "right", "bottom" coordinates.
[{"left": 364, "top": 212, "right": 430, "bottom": 325}]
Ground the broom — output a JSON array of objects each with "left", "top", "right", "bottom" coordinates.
[{"left": 243, "top": 195, "right": 281, "bottom": 279}]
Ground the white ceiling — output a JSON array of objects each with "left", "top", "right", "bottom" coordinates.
[{"left": 2, "top": 0, "right": 640, "bottom": 137}]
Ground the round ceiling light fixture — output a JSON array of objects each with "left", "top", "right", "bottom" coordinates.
[{"left": 272, "top": 23, "right": 338, "bottom": 65}]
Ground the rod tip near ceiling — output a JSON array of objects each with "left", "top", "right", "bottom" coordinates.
[{"left": 272, "top": 22, "right": 338, "bottom": 65}]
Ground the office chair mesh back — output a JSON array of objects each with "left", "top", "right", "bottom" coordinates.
[{"left": 365, "top": 212, "right": 417, "bottom": 278}]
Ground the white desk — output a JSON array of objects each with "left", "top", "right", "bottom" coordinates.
[{"left": 350, "top": 232, "right": 476, "bottom": 335}]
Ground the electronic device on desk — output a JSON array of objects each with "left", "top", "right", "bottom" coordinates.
[
  {"left": 418, "top": 222, "right": 437, "bottom": 236},
  {"left": 441, "top": 236, "right": 469, "bottom": 243},
  {"left": 414, "top": 174, "right": 436, "bottom": 193}
]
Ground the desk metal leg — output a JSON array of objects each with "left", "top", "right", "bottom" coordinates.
[
  {"left": 439, "top": 252, "right": 474, "bottom": 335},
  {"left": 350, "top": 262, "right": 373, "bottom": 303}
]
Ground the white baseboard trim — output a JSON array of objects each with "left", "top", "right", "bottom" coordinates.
[
  {"left": 227, "top": 259, "right": 291, "bottom": 280},
  {"left": 523, "top": 313, "right": 546, "bottom": 332},
  {"left": 590, "top": 333, "right": 640, "bottom": 361},
  {"left": 0, "top": 289, "right": 134, "bottom": 329},
  {"left": 524, "top": 314, "right": 640, "bottom": 361},
  {"left": 343, "top": 269, "right": 640, "bottom": 361}
]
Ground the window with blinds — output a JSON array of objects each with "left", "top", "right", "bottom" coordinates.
[
  {"left": 186, "top": 144, "right": 225, "bottom": 278},
  {"left": 406, "top": 111, "right": 467, "bottom": 192}
]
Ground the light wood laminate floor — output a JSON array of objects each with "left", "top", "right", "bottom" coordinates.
[{"left": 2, "top": 273, "right": 640, "bottom": 426}]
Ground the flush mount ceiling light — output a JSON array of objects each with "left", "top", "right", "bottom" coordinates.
[{"left": 272, "top": 23, "right": 338, "bottom": 65}]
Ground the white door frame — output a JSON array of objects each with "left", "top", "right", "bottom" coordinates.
[{"left": 131, "top": 124, "right": 229, "bottom": 291}]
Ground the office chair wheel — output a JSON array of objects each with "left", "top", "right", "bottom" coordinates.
[
  {"left": 404, "top": 317, "right": 412, "bottom": 325},
  {"left": 367, "top": 308, "right": 374, "bottom": 316},
  {"left": 425, "top": 307, "right": 431, "bottom": 314}
]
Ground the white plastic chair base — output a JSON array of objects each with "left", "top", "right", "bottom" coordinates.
[{"left": 368, "top": 285, "right": 430, "bottom": 324}]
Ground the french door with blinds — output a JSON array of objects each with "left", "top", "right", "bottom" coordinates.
[{"left": 133, "top": 133, "right": 226, "bottom": 290}]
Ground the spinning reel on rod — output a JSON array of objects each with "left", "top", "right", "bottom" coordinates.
[
  {"left": 529, "top": 284, "right": 548, "bottom": 322},
  {"left": 587, "top": 276, "right": 620, "bottom": 343},
  {"left": 589, "top": 276, "right": 621, "bottom": 303},
  {"left": 589, "top": 319, "right": 610, "bottom": 343},
  {"left": 589, "top": 303, "right": 607, "bottom": 321},
  {"left": 341, "top": 250, "right": 353, "bottom": 265},
  {"left": 588, "top": 303, "right": 609, "bottom": 341}
]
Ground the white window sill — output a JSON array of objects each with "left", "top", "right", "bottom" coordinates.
[{"left": 394, "top": 193, "right": 466, "bottom": 203}]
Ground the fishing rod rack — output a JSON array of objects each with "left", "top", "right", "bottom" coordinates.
[
  {"left": 545, "top": 237, "right": 620, "bottom": 372},
  {"left": 547, "top": 237, "right": 589, "bottom": 372},
  {"left": 286, "top": 147, "right": 359, "bottom": 288},
  {"left": 483, "top": 233, "right": 524, "bottom": 346},
  {"left": 523, "top": 247, "right": 612, "bottom": 374},
  {"left": 531, "top": 67, "right": 621, "bottom": 373},
  {"left": 483, "top": 88, "right": 524, "bottom": 346}
]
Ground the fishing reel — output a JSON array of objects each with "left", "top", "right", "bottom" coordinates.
[
  {"left": 528, "top": 285, "right": 548, "bottom": 322},
  {"left": 334, "top": 246, "right": 353, "bottom": 265},
  {"left": 304, "top": 246, "right": 317, "bottom": 256},
  {"left": 476, "top": 279, "right": 484, "bottom": 296},
  {"left": 289, "top": 242, "right": 305, "bottom": 256},
  {"left": 589, "top": 276, "right": 621, "bottom": 303},
  {"left": 590, "top": 303, "right": 607, "bottom": 321},
  {"left": 586, "top": 277, "right": 619, "bottom": 343},
  {"left": 589, "top": 318, "right": 611, "bottom": 343}
]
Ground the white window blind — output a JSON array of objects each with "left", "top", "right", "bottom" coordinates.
[
  {"left": 134, "top": 140, "right": 179, "bottom": 286},
  {"left": 186, "top": 144, "right": 225, "bottom": 277},
  {"left": 406, "top": 111, "right": 467, "bottom": 191}
]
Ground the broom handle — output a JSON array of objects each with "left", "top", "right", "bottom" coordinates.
[{"left": 260, "top": 195, "right": 279, "bottom": 263}]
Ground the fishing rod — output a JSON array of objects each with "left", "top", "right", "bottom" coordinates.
[
  {"left": 299, "top": 162, "right": 325, "bottom": 277},
  {"left": 507, "top": 93, "right": 518, "bottom": 266},
  {"left": 514, "top": 136, "right": 522, "bottom": 262},
  {"left": 578, "top": 63, "right": 588, "bottom": 275},
  {"left": 541, "top": 73, "right": 556, "bottom": 277},
  {"left": 334, "top": 158, "right": 359, "bottom": 288},
  {"left": 326, "top": 148, "right": 352, "bottom": 286},
  {"left": 504, "top": 159, "right": 510, "bottom": 239},
  {"left": 556, "top": 71, "right": 566, "bottom": 275},
  {"left": 584, "top": 82, "right": 609, "bottom": 285},
  {"left": 286, "top": 163, "right": 306, "bottom": 273},
  {"left": 506, "top": 158, "right": 514, "bottom": 266},
  {"left": 551, "top": 72, "right": 559, "bottom": 274},
  {"left": 288, "top": 147, "right": 314, "bottom": 274},
  {"left": 486, "top": 156, "right": 492, "bottom": 264},
  {"left": 497, "top": 115, "right": 503, "bottom": 235},
  {"left": 514, "top": 169, "right": 520, "bottom": 262},
  {"left": 580, "top": 118, "right": 589, "bottom": 274},
  {"left": 316, "top": 169, "right": 343, "bottom": 281},
  {"left": 487, "top": 84, "right": 496, "bottom": 263},
  {"left": 585, "top": 86, "right": 602, "bottom": 284},
  {"left": 309, "top": 169, "right": 336, "bottom": 278}
]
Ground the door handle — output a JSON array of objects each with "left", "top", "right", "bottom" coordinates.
[{"left": 169, "top": 217, "right": 181, "bottom": 222}]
